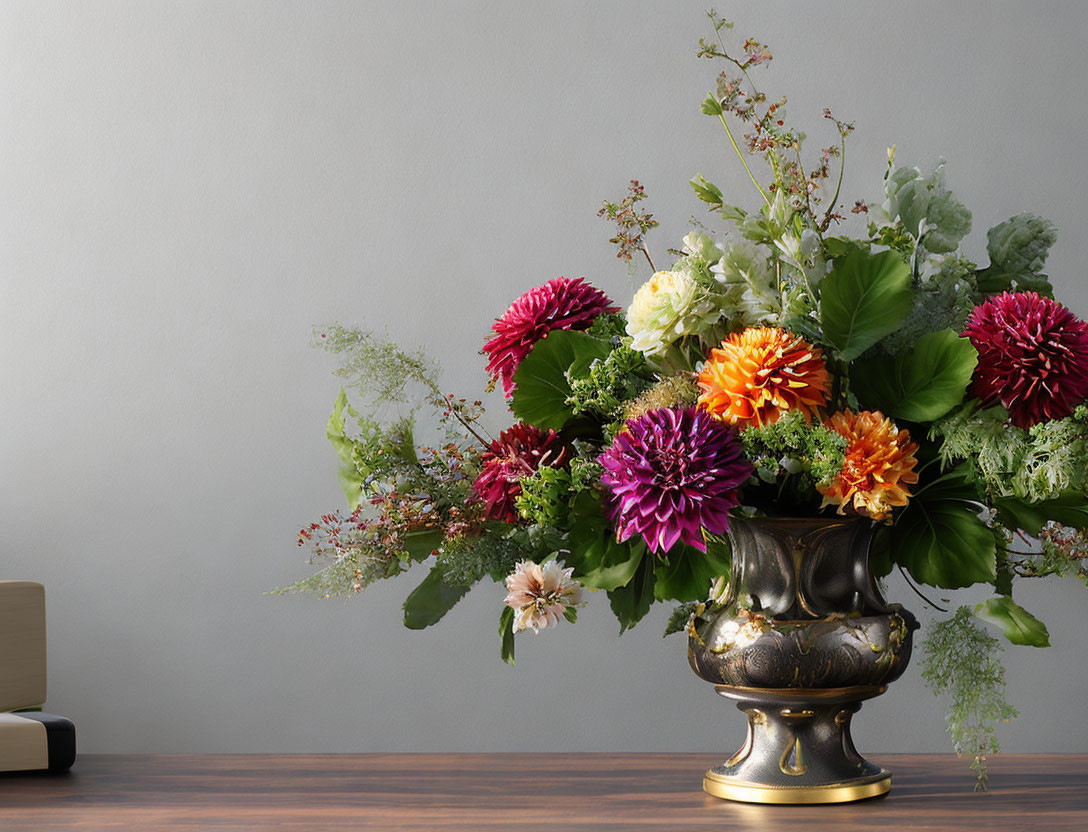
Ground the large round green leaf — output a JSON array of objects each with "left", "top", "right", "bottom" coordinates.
[
  {"left": 510, "top": 330, "right": 612, "bottom": 430},
  {"left": 820, "top": 248, "right": 912, "bottom": 361},
  {"left": 892, "top": 499, "right": 996, "bottom": 589},
  {"left": 851, "top": 329, "right": 978, "bottom": 422}
]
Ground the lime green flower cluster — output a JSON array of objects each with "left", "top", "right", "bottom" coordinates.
[
  {"left": 740, "top": 410, "right": 848, "bottom": 499},
  {"left": 515, "top": 457, "right": 604, "bottom": 529}
]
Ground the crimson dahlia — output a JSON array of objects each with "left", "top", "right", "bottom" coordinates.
[
  {"left": 599, "top": 407, "right": 752, "bottom": 555},
  {"left": 472, "top": 424, "right": 569, "bottom": 523},
  {"left": 962, "top": 291, "right": 1088, "bottom": 428},
  {"left": 483, "top": 277, "right": 619, "bottom": 398}
]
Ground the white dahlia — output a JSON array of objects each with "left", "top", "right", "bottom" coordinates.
[{"left": 626, "top": 270, "right": 719, "bottom": 357}]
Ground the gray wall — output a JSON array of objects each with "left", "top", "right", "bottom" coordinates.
[{"left": 3, "top": 0, "right": 1086, "bottom": 755}]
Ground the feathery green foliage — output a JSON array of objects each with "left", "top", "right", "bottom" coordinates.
[
  {"left": 435, "top": 528, "right": 534, "bottom": 587},
  {"left": 933, "top": 404, "right": 1088, "bottom": 501},
  {"left": 921, "top": 607, "right": 1019, "bottom": 790},
  {"left": 664, "top": 601, "right": 701, "bottom": 637},
  {"left": 566, "top": 341, "right": 656, "bottom": 421},
  {"left": 314, "top": 324, "right": 441, "bottom": 413},
  {"left": 876, "top": 257, "right": 980, "bottom": 356}
]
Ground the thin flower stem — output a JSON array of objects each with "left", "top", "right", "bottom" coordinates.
[
  {"left": 426, "top": 388, "right": 493, "bottom": 447},
  {"left": 640, "top": 245, "right": 656, "bottom": 273},
  {"left": 713, "top": 24, "right": 761, "bottom": 100},
  {"left": 794, "top": 146, "right": 820, "bottom": 239},
  {"left": 821, "top": 134, "right": 847, "bottom": 230},
  {"left": 898, "top": 565, "right": 949, "bottom": 612},
  {"left": 718, "top": 113, "right": 770, "bottom": 206}
]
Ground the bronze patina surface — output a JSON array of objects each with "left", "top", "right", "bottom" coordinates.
[{"left": 689, "top": 515, "right": 918, "bottom": 804}]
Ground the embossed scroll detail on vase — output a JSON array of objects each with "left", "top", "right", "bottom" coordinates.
[{"left": 688, "top": 515, "right": 919, "bottom": 804}]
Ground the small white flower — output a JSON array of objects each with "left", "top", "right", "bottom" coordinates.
[
  {"left": 626, "top": 270, "right": 719, "bottom": 357},
  {"left": 709, "top": 238, "right": 780, "bottom": 326},
  {"left": 682, "top": 231, "right": 723, "bottom": 263}
]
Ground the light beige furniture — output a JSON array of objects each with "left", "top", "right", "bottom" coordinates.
[
  {"left": 0, "top": 582, "right": 47, "bottom": 712},
  {"left": 0, "top": 581, "right": 76, "bottom": 772}
]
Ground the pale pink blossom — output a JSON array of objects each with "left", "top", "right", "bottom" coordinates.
[{"left": 503, "top": 560, "right": 583, "bottom": 633}]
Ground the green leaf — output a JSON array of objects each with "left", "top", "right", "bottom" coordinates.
[
  {"left": 566, "top": 513, "right": 647, "bottom": 591},
  {"left": 403, "top": 529, "right": 443, "bottom": 562},
  {"left": 606, "top": 551, "right": 656, "bottom": 634},
  {"left": 974, "top": 597, "right": 1051, "bottom": 647},
  {"left": 823, "top": 237, "right": 865, "bottom": 260},
  {"left": 920, "top": 188, "right": 972, "bottom": 254},
  {"left": 892, "top": 498, "right": 996, "bottom": 589},
  {"left": 663, "top": 602, "right": 699, "bottom": 637},
  {"left": 851, "top": 329, "right": 978, "bottom": 422},
  {"left": 690, "top": 174, "right": 723, "bottom": 207},
  {"left": 402, "top": 566, "right": 472, "bottom": 630},
  {"left": 701, "top": 94, "right": 723, "bottom": 116},
  {"left": 976, "top": 213, "right": 1057, "bottom": 296},
  {"left": 499, "top": 606, "right": 515, "bottom": 666},
  {"left": 326, "top": 389, "right": 364, "bottom": 508},
  {"left": 993, "top": 493, "right": 1088, "bottom": 537},
  {"left": 653, "top": 537, "right": 731, "bottom": 602},
  {"left": 885, "top": 160, "right": 971, "bottom": 253},
  {"left": 579, "top": 536, "right": 647, "bottom": 591},
  {"left": 819, "top": 248, "right": 913, "bottom": 361},
  {"left": 510, "top": 330, "right": 612, "bottom": 431}
]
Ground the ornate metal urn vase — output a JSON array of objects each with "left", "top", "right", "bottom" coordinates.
[{"left": 688, "top": 515, "right": 918, "bottom": 804}]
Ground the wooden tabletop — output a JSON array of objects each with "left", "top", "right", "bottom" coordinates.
[{"left": 0, "top": 753, "right": 1085, "bottom": 830}]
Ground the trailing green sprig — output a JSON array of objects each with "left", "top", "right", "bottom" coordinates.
[
  {"left": 315, "top": 324, "right": 440, "bottom": 413},
  {"left": 921, "top": 607, "right": 1019, "bottom": 790},
  {"left": 436, "top": 528, "right": 534, "bottom": 587}
]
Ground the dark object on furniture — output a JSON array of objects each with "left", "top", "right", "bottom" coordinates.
[{"left": 689, "top": 516, "right": 918, "bottom": 803}]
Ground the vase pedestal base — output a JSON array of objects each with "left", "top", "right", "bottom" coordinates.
[
  {"left": 703, "top": 684, "right": 891, "bottom": 805},
  {"left": 703, "top": 769, "right": 890, "bottom": 804}
]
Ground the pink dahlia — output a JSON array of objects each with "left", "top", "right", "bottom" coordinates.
[
  {"left": 483, "top": 277, "right": 619, "bottom": 397},
  {"left": 962, "top": 291, "right": 1088, "bottom": 428},
  {"left": 472, "top": 424, "right": 569, "bottom": 523},
  {"left": 599, "top": 407, "right": 753, "bottom": 555}
]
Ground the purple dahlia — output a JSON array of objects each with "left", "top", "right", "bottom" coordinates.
[
  {"left": 962, "top": 291, "right": 1088, "bottom": 428},
  {"left": 599, "top": 407, "right": 753, "bottom": 555},
  {"left": 472, "top": 424, "right": 569, "bottom": 523},
  {"left": 483, "top": 277, "right": 619, "bottom": 398}
]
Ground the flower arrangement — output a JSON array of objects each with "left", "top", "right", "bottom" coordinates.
[{"left": 284, "top": 11, "right": 1088, "bottom": 786}]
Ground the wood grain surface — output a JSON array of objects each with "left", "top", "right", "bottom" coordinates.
[{"left": 0, "top": 753, "right": 1085, "bottom": 831}]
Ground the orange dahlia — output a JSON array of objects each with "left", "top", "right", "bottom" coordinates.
[
  {"left": 697, "top": 327, "right": 830, "bottom": 428},
  {"left": 818, "top": 410, "right": 919, "bottom": 522}
]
